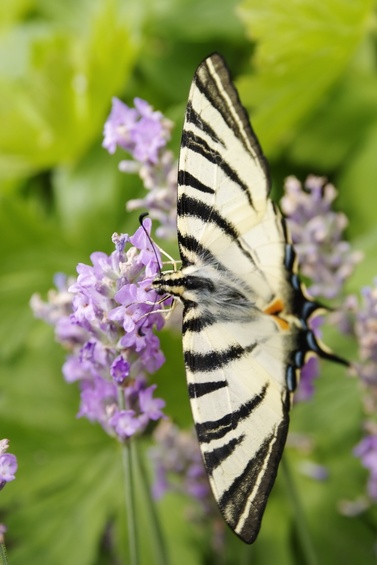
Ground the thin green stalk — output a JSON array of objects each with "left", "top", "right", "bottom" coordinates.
[
  {"left": 133, "top": 443, "right": 170, "bottom": 565},
  {"left": 0, "top": 542, "right": 9, "bottom": 565},
  {"left": 118, "top": 386, "right": 139, "bottom": 565},
  {"left": 122, "top": 440, "right": 139, "bottom": 565},
  {"left": 281, "top": 456, "right": 318, "bottom": 565}
]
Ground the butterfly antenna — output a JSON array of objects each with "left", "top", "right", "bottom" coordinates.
[
  {"left": 139, "top": 213, "right": 162, "bottom": 274},
  {"left": 137, "top": 213, "right": 168, "bottom": 335}
]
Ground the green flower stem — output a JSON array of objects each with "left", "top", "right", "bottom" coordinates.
[
  {"left": 122, "top": 440, "right": 139, "bottom": 565},
  {"left": 118, "top": 386, "right": 139, "bottom": 565},
  {"left": 281, "top": 456, "right": 318, "bottom": 565},
  {"left": 133, "top": 443, "right": 170, "bottom": 565},
  {"left": 0, "top": 542, "right": 9, "bottom": 565}
]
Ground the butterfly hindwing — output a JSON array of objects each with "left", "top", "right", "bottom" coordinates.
[{"left": 184, "top": 306, "right": 291, "bottom": 542}]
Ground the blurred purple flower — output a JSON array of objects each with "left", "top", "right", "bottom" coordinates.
[
  {"left": 355, "top": 281, "right": 377, "bottom": 365},
  {"left": 334, "top": 280, "right": 377, "bottom": 389},
  {"left": 0, "top": 440, "right": 17, "bottom": 490},
  {"left": 298, "top": 460, "right": 329, "bottom": 481},
  {"left": 354, "top": 435, "right": 377, "bottom": 500},
  {"left": 103, "top": 97, "right": 178, "bottom": 240},
  {"left": 281, "top": 175, "right": 362, "bottom": 299},
  {"left": 295, "top": 356, "right": 320, "bottom": 403},
  {"left": 334, "top": 282, "right": 377, "bottom": 503},
  {"left": 150, "top": 421, "right": 213, "bottom": 512},
  {"left": 31, "top": 220, "right": 167, "bottom": 441}
]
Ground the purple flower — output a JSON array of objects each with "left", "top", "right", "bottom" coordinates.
[
  {"left": 103, "top": 97, "right": 172, "bottom": 165},
  {"left": 102, "top": 98, "right": 138, "bottom": 155},
  {"left": 31, "top": 222, "right": 167, "bottom": 441},
  {"left": 139, "top": 385, "right": 165, "bottom": 421},
  {"left": 111, "top": 355, "right": 130, "bottom": 384},
  {"left": 109, "top": 410, "right": 142, "bottom": 440},
  {"left": 298, "top": 460, "right": 329, "bottom": 481},
  {"left": 103, "top": 97, "right": 178, "bottom": 240},
  {"left": 0, "top": 441, "right": 17, "bottom": 490},
  {"left": 0, "top": 454, "right": 18, "bottom": 485},
  {"left": 281, "top": 175, "right": 362, "bottom": 299},
  {"left": 335, "top": 280, "right": 377, "bottom": 389},
  {"left": 295, "top": 356, "right": 320, "bottom": 403},
  {"left": 150, "top": 421, "right": 216, "bottom": 516},
  {"left": 77, "top": 377, "right": 117, "bottom": 426},
  {"left": 354, "top": 435, "right": 377, "bottom": 500},
  {"left": 356, "top": 282, "right": 377, "bottom": 365}
]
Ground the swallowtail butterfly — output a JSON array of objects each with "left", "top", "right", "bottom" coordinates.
[{"left": 153, "top": 53, "right": 346, "bottom": 544}]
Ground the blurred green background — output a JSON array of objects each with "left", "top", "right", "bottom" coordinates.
[{"left": 1, "top": 0, "right": 377, "bottom": 563}]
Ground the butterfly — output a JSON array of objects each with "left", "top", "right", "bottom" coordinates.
[{"left": 153, "top": 53, "right": 346, "bottom": 543}]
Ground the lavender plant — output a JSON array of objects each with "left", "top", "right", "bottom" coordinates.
[{"left": 31, "top": 100, "right": 176, "bottom": 565}]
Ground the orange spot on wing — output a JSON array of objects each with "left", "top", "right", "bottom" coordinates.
[
  {"left": 264, "top": 298, "right": 289, "bottom": 331},
  {"left": 271, "top": 316, "right": 290, "bottom": 331},
  {"left": 264, "top": 298, "right": 284, "bottom": 316}
]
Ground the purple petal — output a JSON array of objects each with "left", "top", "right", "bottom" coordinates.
[{"left": 0, "top": 454, "right": 17, "bottom": 483}]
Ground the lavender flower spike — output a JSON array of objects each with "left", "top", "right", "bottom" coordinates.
[
  {"left": 281, "top": 175, "right": 362, "bottom": 299},
  {"left": 103, "top": 97, "right": 178, "bottom": 240},
  {"left": 31, "top": 220, "right": 168, "bottom": 441},
  {"left": 103, "top": 97, "right": 172, "bottom": 165}
]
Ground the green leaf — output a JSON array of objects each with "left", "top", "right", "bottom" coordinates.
[
  {"left": 0, "top": 194, "right": 73, "bottom": 359},
  {"left": 0, "top": 0, "right": 139, "bottom": 179},
  {"left": 338, "top": 122, "right": 377, "bottom": 239},
  {"left": 237, "top": 0, "right": 375, "bottom": 154},
  {"left": 288, "top": 66, "right": 377, "bottom": 171},
  {"left": 143, "top": 0, "right": 243, "bottom": 42},
  {"left": 0, "top": 0, "right": 34, "bottom": 27},
  {"left": 52, "top": 142, "right": 143, "bottom": 244}
]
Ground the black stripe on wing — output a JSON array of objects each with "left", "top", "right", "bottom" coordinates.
[
  {"left": 188, "top": 380, "right": 227, "bottom": 398},
  {"left": 178, "top": 170, "right": 215, "bottom": 195},
  {"left": 204, "top": 434, "right": 245, "bottom": 474},
  {"left": 196, "top": 384, "right": 268, "bottom": 443},
  {"left": 185, "top": 342, "right": 256, "bottom": 373},
  {"left": 182, "top": 311, "right": 216, "bottom": 334},
  {"left": 180, "top": 130, "right": 254, "bottom": 208},
  {"left": 178, "top": 194, "right": 239, "bottom": 240},
  {"left": 194, "top": 54, "right": 270, "bottom": 192},
  {"left": 219, "top": 407, "right": 289, "bottom": 544},
  {"left": 185, "top": 101, "right": 225, "bottom": 146},
  {"left": 177, "top": 195, "right": 257, "bottom": 267},
  {"left": 178, "top": 234, "right": 231, "bottom": 269}
]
